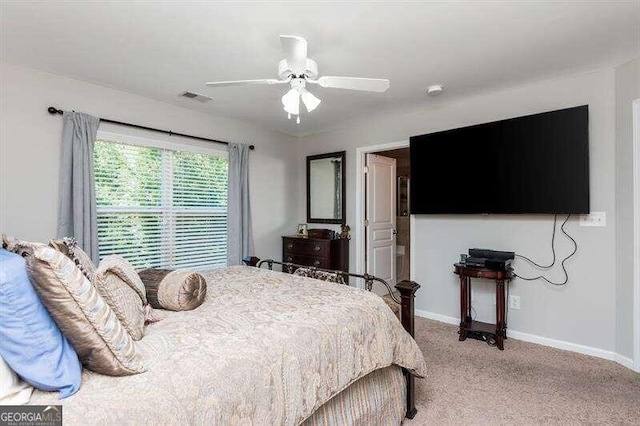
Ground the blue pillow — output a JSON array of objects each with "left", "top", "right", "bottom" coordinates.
[{"left": 0, "top": 249, "right": 82, "bottom": 398}]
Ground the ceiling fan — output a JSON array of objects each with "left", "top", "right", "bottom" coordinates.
[{"left": 205, "top": 35, "right": 390, "bottom": 124}]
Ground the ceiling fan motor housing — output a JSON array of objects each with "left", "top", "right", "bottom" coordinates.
[
  {"left": 278, "top": 58, "right": 318, "bottom": 80},
  {"left": 290, "top": 78, "right": 306, "bottom": 90}
]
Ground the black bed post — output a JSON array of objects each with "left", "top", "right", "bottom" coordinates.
[
  {"left": 395, "top": 280, "right": 420, "bottom": 419},
  {"left": 242, "top": 256, "right": 260, "bottom": 267},
  {"left": 395, "top": 280, "right": 420, "bottom": 337}
]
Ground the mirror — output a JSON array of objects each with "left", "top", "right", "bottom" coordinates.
[{"left": 307, "top": 151, "right": 346, "bottom": 224}]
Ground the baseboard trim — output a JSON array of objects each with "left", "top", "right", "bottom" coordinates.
[
  {"left": 415, "top": 309, "right": 459, "bottom": 326},
  {"left": 505, "top": 329, "right": 616, "bottom": 361},
  {"left": 614, "top": 354, "right": 635, "bottom": 370},
  {"left": 414, "top": 309, "right": 635, "bottom": 371}
]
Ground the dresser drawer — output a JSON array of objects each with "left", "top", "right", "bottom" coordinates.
[
  {"left": 282, "top": 238, "right": 329, "bottom": 257},
  {"left": 283, "top": 254, "right": 329, "bottom": 269},
  {"left": 281, "top": 235, "right": 349, "bottom": 278}
]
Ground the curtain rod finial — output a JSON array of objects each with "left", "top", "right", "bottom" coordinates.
[
  {"left": 48, "top": 107, "right": 62, "bottom": 115},
  {"left": 249, "top": 145, "right": 255, "bottom": 150}
]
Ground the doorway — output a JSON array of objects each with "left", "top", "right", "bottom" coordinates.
[
  {"left": 369, "top": 147, "right": 411, "bottom": 285},
  {"left": 355, "top": 140, "right": 412, "bottom": 295}
]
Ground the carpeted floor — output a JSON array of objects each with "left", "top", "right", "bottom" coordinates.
[{"left": 406, "top": 317, "right": 640, "bottom": 424}]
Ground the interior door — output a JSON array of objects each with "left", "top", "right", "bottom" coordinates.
[{"left": 366, "top": 153, "right": 397, "bottom": 292}]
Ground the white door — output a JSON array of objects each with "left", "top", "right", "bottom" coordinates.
[{"left": 366, "top": 154, "right": 397, "bottom": 292}]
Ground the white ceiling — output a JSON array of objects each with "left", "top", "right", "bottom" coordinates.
[{"left": 2, "top": 1, "right": 638, "bottom": 137}]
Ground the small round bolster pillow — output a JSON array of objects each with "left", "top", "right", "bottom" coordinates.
[{"left": 137, "top": 269, "right": 207, "bottom": 311}]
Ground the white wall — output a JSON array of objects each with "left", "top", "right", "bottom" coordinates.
[
  {"left": 297, "top": 69, "right": 618, "bottom": 353},
  {"left": 0, "top": 63, "right": 300, "bottom": 259},
  {"left": 614, "top": 58, "right": 639, "bottom": 360}
]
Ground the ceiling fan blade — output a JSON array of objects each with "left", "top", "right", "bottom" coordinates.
[
  {"left": 279, "top": 35, "right": 307, "bottom": 75},
  {"left": 315, "top": 76, "right": 390, "bottom": 92},
  {"left": 205, "top": 79, "right": 287, "bottom": 87}
]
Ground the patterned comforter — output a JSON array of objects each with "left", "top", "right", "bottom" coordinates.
[{"left": 29, "top": 266, "right": 427, "bottom": 425}]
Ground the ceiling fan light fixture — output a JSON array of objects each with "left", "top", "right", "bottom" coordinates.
[
  {"left": 205, "top": 35, "right": 391, "bottom": 123},
  {"left": 300, "top": 90, "right": 321, "bottom": 112},
  {"left": 282, "top": 88, "right": 300, "bottom": 115}
]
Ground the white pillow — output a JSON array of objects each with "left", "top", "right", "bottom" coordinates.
[{"left": 0, "top": 354, "right": 33, "bottom": 405}]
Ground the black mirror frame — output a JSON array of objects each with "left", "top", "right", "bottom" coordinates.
[{"left": 306, "top": 151, "right": 346, "bottom": 225}]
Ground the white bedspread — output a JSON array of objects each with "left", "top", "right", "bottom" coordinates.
[{"left": 30, "top": 266, "right": 426, "bottom": 425}]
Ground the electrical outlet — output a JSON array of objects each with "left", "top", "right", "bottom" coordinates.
[
  {"left": 509, "top": 295, "right": 521, "bottom": 310},
  {"left": 579, "top": 212, "right": 606, "bottom": 227}
]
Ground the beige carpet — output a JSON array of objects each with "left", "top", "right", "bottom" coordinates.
[{"left": 407, "top": 317, "right": 640, "bottom": 424}]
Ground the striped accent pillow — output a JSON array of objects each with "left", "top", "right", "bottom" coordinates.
[
  {"left": 49, "top": 238, "right": 97, "bottom": 282},
  {"left": 26, "top": 246, "right": 145, "bottom": 376},
  {"left": 94, "top": 255, "right": 146, "bottom": 341}
]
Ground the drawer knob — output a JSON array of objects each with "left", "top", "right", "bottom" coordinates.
[
  {"left": 314, "top": 246, "right": 321, "bottom": 252},
  {"left": 314, "top": 260, "right": 320, "bottom": 266},
  {"left": 287, "top": 244, "right": 293, "bottom": 249},
  {"left": 286, "top": 257, "right": 292, "bottom": 262}
]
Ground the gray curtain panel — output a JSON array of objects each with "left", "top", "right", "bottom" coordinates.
[
  {"left": 56, "top": 112, "right": 101, "bottom": 263},
  {"left": 227, "top": 143, "right": 254, "bottom": 265}
]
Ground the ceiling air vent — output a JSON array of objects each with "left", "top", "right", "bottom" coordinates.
[{"left": 179, "top": 91, "right": 213, "bottom": 103}]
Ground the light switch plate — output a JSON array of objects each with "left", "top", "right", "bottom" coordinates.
[{"left": 579, "top": 212, "right": 606, "bottom": 227}]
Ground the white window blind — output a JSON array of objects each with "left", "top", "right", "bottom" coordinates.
[{"left": 94, "top": 138, "right": 228, "bottom": 270}]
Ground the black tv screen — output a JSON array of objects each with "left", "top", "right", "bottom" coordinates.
[{"left": 410, "top": 105, "right": 589, "bottom": 214}]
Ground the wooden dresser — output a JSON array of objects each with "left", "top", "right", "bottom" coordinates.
[{"left": 282, "top": 235, "right": 349, "bottom": 273}]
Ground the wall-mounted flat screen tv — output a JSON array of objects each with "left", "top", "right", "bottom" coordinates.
[{"left": 410, "top": 105, "right": 589, "bottom": 214}]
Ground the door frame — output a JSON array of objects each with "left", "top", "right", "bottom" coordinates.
[
  {"left": 633, "top": 98, "right": 640, "bottom": 372},
  {"left": 355, "top": 140, "right": 413, "bottom": 289}
]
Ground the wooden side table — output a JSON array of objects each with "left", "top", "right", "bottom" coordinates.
[{"left": 454, "top": 263, "right": 513, "bottom": 350}]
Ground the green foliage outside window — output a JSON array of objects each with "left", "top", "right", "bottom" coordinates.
[{"left": 94, "top": 140, "right": 228, "bottom": 269}]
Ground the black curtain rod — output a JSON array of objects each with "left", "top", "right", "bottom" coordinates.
[{"left": 47, "top": 107, "right": 255, "bottom": 150}]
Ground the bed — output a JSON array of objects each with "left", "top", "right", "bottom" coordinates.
[{"left": 28, "top": 265, "right": 427, "bottom": 425}]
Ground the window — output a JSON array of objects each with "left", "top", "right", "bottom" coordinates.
[{"left": 94, "top": 134, "right": 228, "bottom": 270}]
